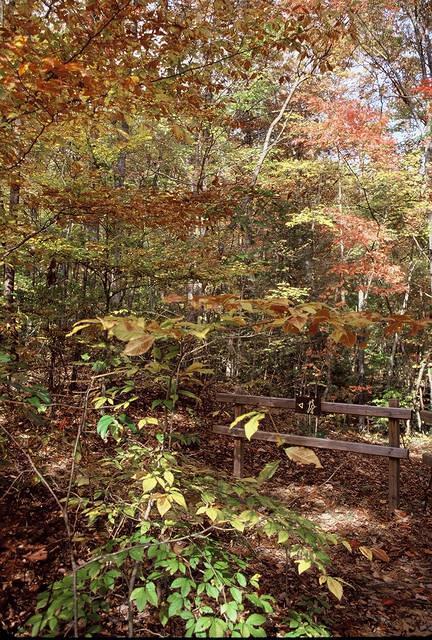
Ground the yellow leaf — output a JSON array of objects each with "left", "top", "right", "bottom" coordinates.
[
  {"left": 142, "top": 476, "right": 157, "bottom": 493},
  {"left": 285, "top": 447, "right": 322, "bottom": 469},
  {"left": 156, "top": 496, "right": 172, "bottom": 517},
  {"left": 297, "top": 560, "right": 311, "bottom": 575},
  {"left": 342, "top": 540, "right": 352, "bottom": 553},
  {"left": 206, "top": 506, "right": 219, "bottom": 522},
  {"left": 112, "top": 318, "right": 146, "bottom": 341},
  {"left": 319, "top": 575, "right": 327, "bottom": 586},
  {"left": 359, "top": 546, "right": 373, "bottom": 561},
  {"left": 123, "top": 335, "right": 155, "bottom": 356},
  {"left": 230, "top": 519, "right": 245, "bottom": 532},
  {"left": 170, "top": 491, "right": 187, "bottom": 509},
  {"left": 137, "top": 417, "right": 158, "bottom": 428},
  {"left": 326, "top": 576, "right": 343, "bottom": 600},
  {"left": 244, "top": 413, "right": 265, "bottom": 440},
  {"left": 18, "top": 62, "right": 30, "bottom": 76},
  {"left": 278, "top": 530, "right": 289, "bottom": 544},
  {"left": 66, "top": 319, "right": 101, "bottom": 336},
  {"left": 164, "top": 471, "right": 175, "bottom": 486}
]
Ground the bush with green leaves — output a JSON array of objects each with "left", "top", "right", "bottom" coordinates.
[{"left": 25, "top": 438, "right": 347, "bottom": 637}]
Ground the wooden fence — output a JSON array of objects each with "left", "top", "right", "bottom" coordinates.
[{"left": 213, "top": 392, "right": 432, "bottom": 511}]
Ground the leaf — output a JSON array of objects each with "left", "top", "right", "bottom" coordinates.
[
  {"left": 278, "top": 530, "right": 289, "bottom": 544},
  {"left": 285, "top": 447, "right": 322, "bottom": 468},
  {"left": 247, "top": 613, "right": 266, "bottom": 627},
  {"left": 372, "top": 547, "right": 390, "bottom": 562},
  {"left": 27, "top": 547, "right": 48, "bottom": 562},
  {"left": 130, "top": 586, "right": 147, "bottom": 611},
  {"left": 123, "top": 335, "right": 155, "bottom": 356},
  {"left": 236, "top": 572, "right": 247, "bottom": 587},
  {"left": 209, "top": 618, "right": 227, "bottom": 637},
  {"left": 142, "top": 476, "right": 157, "bottom": 493},
  {"left": 97, "top": 415, "right": 114, "bottom": 440},
  {"left": 146, "top": 581, "right": 159, "bottom": 606},
  {"left": 257, "top": 460, "right": 280, "bottom": 483},
  {"left": 164, "top": 470, "right": 175, "bottom": 486},
  {"left": 221, "top": 601, "right": 238, "bottom": 623},
  {"left": 326, "top": 576, "right": 343, "bottom": 601},
  {"left": 205, "top": 506, "right": 219, "bottom": 521},
  {"left": 170, "top": 491, "right": 187, "bottom": 509},
  {"left": 297, "top": 560, "right": 311, "bottom": 574},
  {"left": 244, "top": 413, "right": 265, "bottom": 440},
  {"left": 194, "top": 617, "right": 213, "bottom": 632},
  {"left": 94, "top": 396, "right": 108, "bottom": 410},
  {"left": 185, "top": 361, "right": 210, "bottom": 373},
  {"left": 66, "top": 321, "right": 100, "bottom": 337},
  {"left": 129, "top": 547, "right": 144, "bottom": 561},
  {"left": 156, "top": 496, "right": 172, "bottom": 517},
  {"left": 230, "top": 410, "right": 260, "bottom": 428},
  {"left": 138, "top": 417, "right": 159, "bottom": 428},
  {"left": 359, "top": 546, "right": 373, "bottom": 561}
]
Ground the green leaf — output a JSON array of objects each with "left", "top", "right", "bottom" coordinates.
[
  {"left": 168, "top": 594, "right": 184, "bottom": 617},
  {"left": 236, "top": 572, "right": 247, "bottom": 587},
  {"left": 209, "top": 618, "right": 228, "bottom": 637},
  {"left": 257, "top": 460, "right": 280, "bottom": 483},
  {"left": 146, "top": 581, "right": 158, "bottom": 606},
  {"left": 221, "top": 601, "right": 238, "bottom": 623},
  {"left": 129, "top": 547, "right": 144, "bottom": 561},
  {"left": 157, "top": 496, "right": 172, "bottom": 517},
  {"left": 94, "top": 396, "right": 107, "bottom": 409},
  {"left": 130, "top": 586, "right": 147, "bottom": 612},
  {"left": 97, "top": 415, "right": 114, "bottom": 440},
  {"left": 194, "top": 617, "right": 213, "bottom": 632},
  {"left": 230, "top": 586, "right": 242, "bottom": 604},
  {"left": 247, "top": 613, "right": 266, "bottom": 627},
  {"left": 138, "top": 417, "right": 159, "bottom": 428},
  {"left": 164, "top": 470, "right": 175, "bottom": 486}
]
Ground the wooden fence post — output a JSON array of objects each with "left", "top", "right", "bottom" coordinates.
[
  {"left": 233, "top": 393, "right": 244, "bottom": 478},
  {"left": 388, "top": 398, "right": 400, "bottom": 511}
]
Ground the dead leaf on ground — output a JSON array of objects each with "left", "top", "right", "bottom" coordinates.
[
  {"left": 26, "top": 547, "right": 48, "bottom": 562},
  {"left": 372, "top": 547, "right": 390, "bottom": 562}
]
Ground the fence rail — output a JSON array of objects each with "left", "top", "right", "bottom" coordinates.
[
  {"left": 215, "top": 392, "right": 432, "bottom": 422},
  {"left": 213, "top": 391, "right": 422, "bottom": 511}
]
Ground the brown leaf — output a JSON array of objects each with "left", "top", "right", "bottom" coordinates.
[
  {"left": 27, "top": 547, "right": 48, "bottom": 562},
  {"left": 123, "top": 334, "right": 154, "bottom": 356},
  {"left": 372, "top": 547, "right": 390, "bottom": 562}
]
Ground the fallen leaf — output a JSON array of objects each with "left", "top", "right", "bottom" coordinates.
[
  {"left": 372, "top": 547, "right": 390, "bottom": 562},
  {"left": 27, "top": 547, "right": 48, "bottom": 562}
]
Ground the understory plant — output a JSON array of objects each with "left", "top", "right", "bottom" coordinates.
[
  {"left": 26, "top": 441, "right": 343, "bottom": 637},
  {"left": 25, "top": 308, "right": 353, "bottom": 637}
]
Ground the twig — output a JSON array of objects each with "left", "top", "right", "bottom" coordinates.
[
  {"left": 319, "top": 462, "right": 345, "bottom": 487},
  {"left": 128, "top": 561, "right": 140, "bottom": 637}
]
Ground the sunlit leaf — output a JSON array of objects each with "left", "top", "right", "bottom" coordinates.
[{"left": 285, "top": 446, "right": 322, "bottom": 468}]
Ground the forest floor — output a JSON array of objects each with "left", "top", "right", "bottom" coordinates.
[{"left": 1, "top": 395, "right": 432, "bottom": 637}]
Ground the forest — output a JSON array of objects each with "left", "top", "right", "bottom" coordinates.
[{"left": 1, "top": 0, "right": 432, "bottom": 637}]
